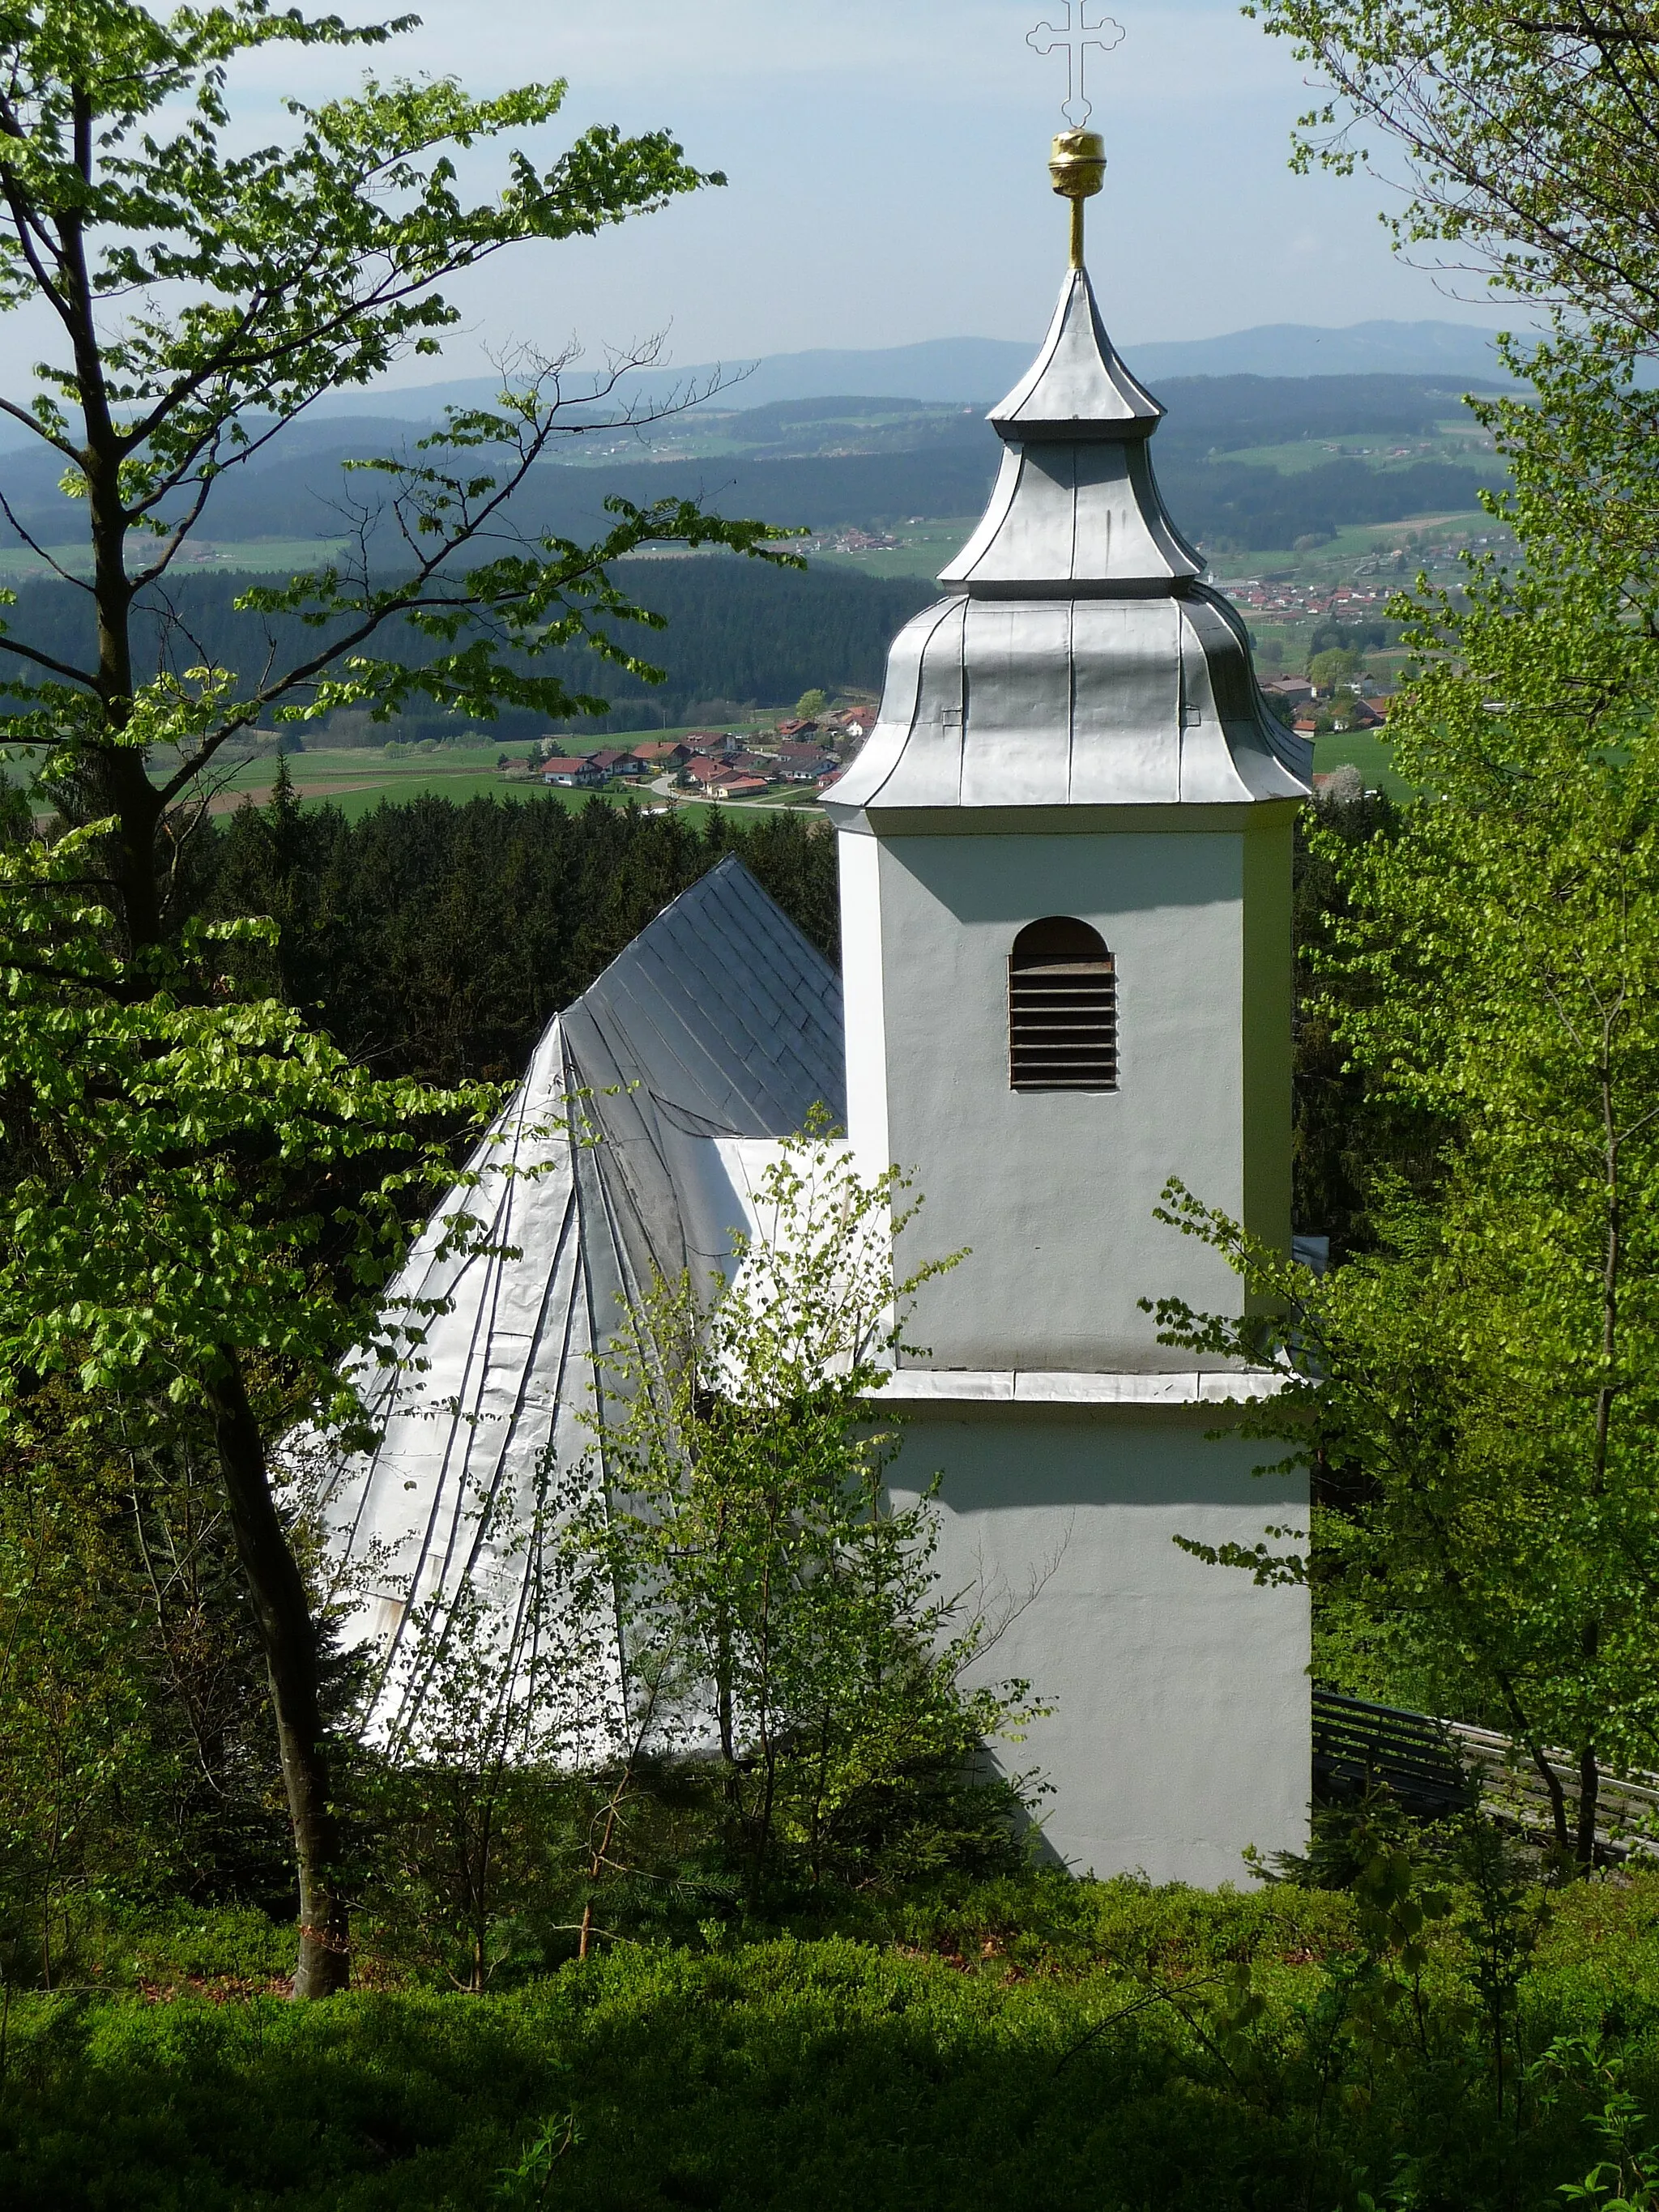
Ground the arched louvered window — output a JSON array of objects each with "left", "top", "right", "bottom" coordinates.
[{"left": 1009, "top": 917, "right": 1117, "bottom": 1091}]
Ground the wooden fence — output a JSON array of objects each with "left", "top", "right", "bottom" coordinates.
[{"left": 1312, "top": 1687, "right": 1659, "bottom": 1864}]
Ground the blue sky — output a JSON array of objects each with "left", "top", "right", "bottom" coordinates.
[{"left": 0, "top": 3, "right": 1523, "bottom": 394}]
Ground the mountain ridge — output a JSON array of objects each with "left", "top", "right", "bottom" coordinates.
[{"left": 301, "top": 319, "right": 1518, "bottom": 422}]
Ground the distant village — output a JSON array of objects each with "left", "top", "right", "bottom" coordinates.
[
  {"left": 1222, "top": 579, "right": 1397, "bottom": 622},
  {"left": 1259, "top": 671, "right": 1393, "bottom": 737},
  {"left": 504, "top": 703, "right": 877, "bottom": 804},
  {"left": 493, "top": 671, "right": 1392, "bottom": 812}
]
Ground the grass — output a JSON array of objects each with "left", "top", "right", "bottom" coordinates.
[
  {"left": 1313, "top": 730, "right": 1414, "bottom": 800},
  {"left": 2, "top": 1869, "right": 1658, "bottom": 2210},
  {"left": 194, "top": 726, "right": 787, "bottom": 821},
  {"left": 1215, "top": 509, "right": 1503, "bottom": 580},
  {"left": 1216, "top": 433, "right": 1495, "bottom": 474},
  {"left": 811, "top": 522, "right": 975, "bottom": 582}
]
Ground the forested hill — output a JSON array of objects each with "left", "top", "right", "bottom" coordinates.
[
  {"left": 0, "top": 560, "right": 940, "bottom": 731},
  {"left": 199, "top": 795, "right": 839, "bottom": 1085},
  {"left": 0, "top": 373, "right": 1507, "bottom": 556}
]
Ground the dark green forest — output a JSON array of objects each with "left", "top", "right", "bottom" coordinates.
[
  {"left": 195, "top": 782, "right": 840, "bottom": 1082},
  {"left": 0, "top": 562, "right": 938, "bottom": 735}
]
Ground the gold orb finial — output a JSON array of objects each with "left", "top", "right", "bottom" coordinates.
[
  {"left": 1028, "top": 5, "right": 1120, "bottom": 271},
  {"left": 1050, "top": 128, "right": 1107, "bottom": 270}
]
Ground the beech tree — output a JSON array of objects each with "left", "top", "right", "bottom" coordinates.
[
  {"left": 0, "top": 0, "right": 792, "bottom": 949},
  {"left": 0, "top": 821, "right": 516, "bottom": 1990},
  {"left": 1247, "top": 6, "right": 1659, "bottom": 589},
  {"left": 0, "top": 1, "right": 791, "bottom": 1996},
  {"left": 566, "top": 1128, "right": 1036, "bottom": 1905},
  {"left": 1247, "top": 2, "right": 1659, "bottom": 343}
]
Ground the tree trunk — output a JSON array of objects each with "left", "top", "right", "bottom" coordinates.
[
  {"left": 1575, "top": 1742, "right": 1601, "bottom": 1874},
  {"left": 207, "top": 1355, "right": 348, "bottom": 1997}
]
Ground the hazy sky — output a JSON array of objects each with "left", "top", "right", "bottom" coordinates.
[{"left": 0, "top": 2, "right": 1520, "bottom": 394}]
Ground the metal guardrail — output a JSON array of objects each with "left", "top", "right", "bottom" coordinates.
[{"left": 1313, "top": 1686, "right": 1659, "bottom": 1862}]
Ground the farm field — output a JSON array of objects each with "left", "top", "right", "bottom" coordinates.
[
  {"left": 1312, "top": 728, "right": 1410, "bottom": 798},
  {"left": 203, "top": 727, "right": 813, "bottom": 822},
  {"left": 1218, "top": 420, "right": 1497, "bottom": 474},
  {"left": 812, "top": 520, "right": 977, "bottom": 580}
]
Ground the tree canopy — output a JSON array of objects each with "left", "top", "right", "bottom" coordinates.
[
  {"left": 1247, "top": 2, "right": 1659, "bottom": 344},
  {"left": 0, "top": 0, "right": 795, "bottom": 949}
]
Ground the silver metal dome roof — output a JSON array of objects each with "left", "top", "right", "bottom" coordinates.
[{"left": 827, "top": 266, "right": 1312, "bottom": 819}]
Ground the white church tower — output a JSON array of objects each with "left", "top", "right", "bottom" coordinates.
[
  {"left": 824, "top": 126, "right": 1315, "bottom": 1881},
  {"left": 325, "top": 110, "right": 1317, "bottom": 1890}
]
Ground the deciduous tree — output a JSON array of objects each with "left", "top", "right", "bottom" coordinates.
[
  {"left": 0, "top": 1, "right": 798, "bottom": 1994},
  {"left": 1152, "top": 522, "right": 1659, "bottom": 1871},
  {"left": 1247, "top": 2, "right": 1659, "bottom": 343},
  {"left": 0, "top": 0, "right": 793, "bottom": 952},
  {"left": 0, "top": 820, "right": 501, "bottom": 1988},
  {"left": 565, "top": 1127, "right": 1038, "bottom": 1903}
]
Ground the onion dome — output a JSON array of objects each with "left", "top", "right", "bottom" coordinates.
[{"left": 826, "top": 266, "right": 1313, "bottom": 817}]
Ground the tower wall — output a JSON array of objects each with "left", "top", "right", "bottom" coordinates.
[
  {"left": 829, "top": 257, "right": 1314, "bottom": 1882},
  {"left": 883, "top": 1401, "right": 1311, "bottom": 1884},
  {"left": 840, "top": 810, "right": 1297, "bottom": 1372}
]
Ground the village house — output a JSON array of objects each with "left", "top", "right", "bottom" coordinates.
[
  {"left": 590, "top": 748, "right": 648, "bottom": 780},
  {"left": 1260, "top": 676, "right": 1315, "bottom": 708},
  {"left": 539, "top": 757, "right": 605, "bottom": 788},
  {"left": 630, "top": 740, "right": 693, "bottom": 770},
  {"left": 680, "top": 756, "right": 773, "bottom": 799},
  {"left": 774, "top": 744, "right": 831, "bottom": 783}
]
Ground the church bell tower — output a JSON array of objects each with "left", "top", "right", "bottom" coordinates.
[{"left": 825, "top": 114, "right": 1314, "bottom": 1882}]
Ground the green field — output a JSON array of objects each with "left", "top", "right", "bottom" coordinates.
[
  {"left": 204, "top": 726, "right": 816, "bottom": 823},
  {"left": 1313, "top": 727, "right": 1411, "bottom": 798},
  {"left": 1218, "top": 428, "right": 1495, "bottom": 473},
  {"left": 813, "top": 520, "right": 975, "bottom": 581}
]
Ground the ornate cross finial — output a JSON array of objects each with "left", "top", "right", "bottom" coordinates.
[{"left": 1027, "top": 3, "right": 1125, "bottom": 129}]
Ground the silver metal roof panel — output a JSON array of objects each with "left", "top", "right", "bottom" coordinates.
[
  {"left": 828, "top": 588, "right": 1311, "bottom": 814},
  {"left": 990, "top": 266, "right": 1163, "bottom": 440},
  {"left": 320, "top": 858, "right": 845, "bottom": 1737},
  {"left": 941, "top": 439, "right": 1203, "bottom": 592}
]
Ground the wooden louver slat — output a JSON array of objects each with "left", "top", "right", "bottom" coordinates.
[{"left": 1009, "top": 918, "right": 1117, "bottom": 1090}]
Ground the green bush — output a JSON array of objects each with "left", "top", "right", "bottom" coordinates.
[{"left": 2, "top": 1872, "right": 1657, "bottom": 2210}]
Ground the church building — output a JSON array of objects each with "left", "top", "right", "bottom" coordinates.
[{"left": 323, "top": 160, "right": 1315, "bottom": 1884}]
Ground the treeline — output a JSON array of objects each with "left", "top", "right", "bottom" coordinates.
[
  {"left": 1158, "top": 454, "right": 1499, "bottom": 552},
  {"left": 58, "top": 441, "right": 1488, "bottom": 552},
  {"left": 195, "top": 782, "right": 840, "bottom": 1083},
  {"left": 0, "top": 561, "right": 938, "bottom": 734}
]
